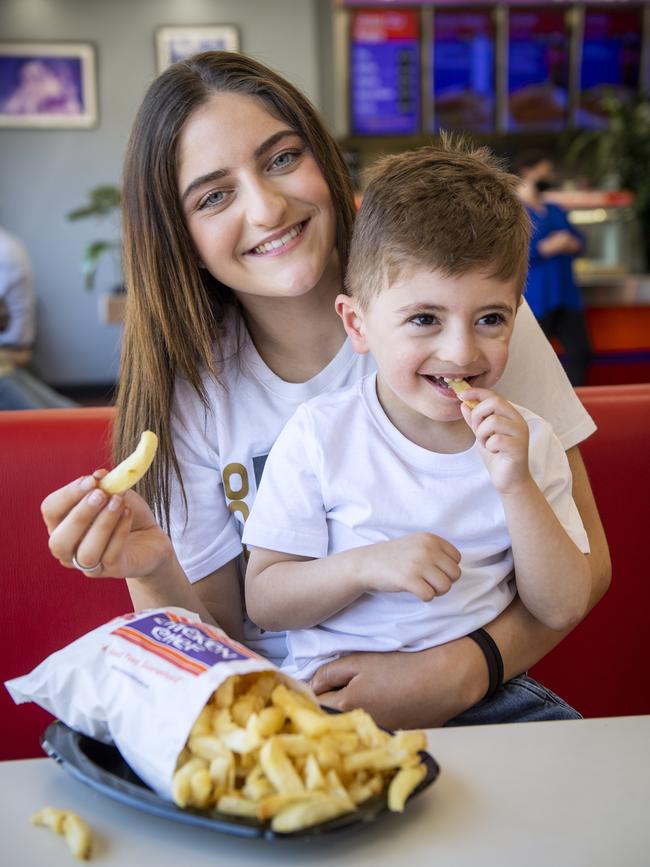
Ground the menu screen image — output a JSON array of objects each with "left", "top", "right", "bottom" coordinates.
[
  {"left": 432, "top": 7, "right": 495, "bottom": 132},
  {"left": 350, "top": 8, "right": 420, "bottom": 135},
  {"left": 578, "top": 6, "right": 642, "bottom": 129},
  {"left": 507, "top": 6, "right": 570, "bottom": 131}
]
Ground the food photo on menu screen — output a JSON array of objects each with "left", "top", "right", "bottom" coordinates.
[
  {"left": 506, "top": 6, "right": 570, "bottom": 132},
  {"left": 431, "top": 7, "right": 496, "bottom": 133},
  {"left": 577, "top": 6, "right": 642, "bottom": 129}
]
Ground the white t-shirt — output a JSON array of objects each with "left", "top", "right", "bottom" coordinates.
[
  {"left": 169, "top": 300, "right": 595, "bottom": 664},
  {"left": 242, "top": 373, "right": 590, "bottom": 681}
]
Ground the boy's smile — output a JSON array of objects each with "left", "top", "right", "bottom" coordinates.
[{"left": 337, "top": 267, "right": 520, "bottom": 450}]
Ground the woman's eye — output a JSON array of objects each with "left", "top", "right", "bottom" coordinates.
[
  {"left": 270, "top": 149, "right": 301, "bottom": 170},
  {"left": 410, "top": 314, "right": 438, "bottom": 327},
  {"left": 198, "top": 190, "right": 226, "bottom": 210},
  {"left": 478, "top": 313, "right": 506, "bottom": 327}
]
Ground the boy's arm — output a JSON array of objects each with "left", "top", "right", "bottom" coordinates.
[
  {"left": 460, "top": 394, "right": 591, "bottom": 630},
  {"left": 246, "top": 532, "right": 462, "bottom": 632},
  {"left": 488, "top": 443, "right": 610, "bottom": 678},
  {"left": 245, "top": 547, "right": 366, "bottom": 631},
  {"left": 500, "top": 478, "right": 591, "bottom": 630}
]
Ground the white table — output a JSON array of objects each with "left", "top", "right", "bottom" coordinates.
[{"left": 3, "top": 715, "right": 649, "bottom": 867}]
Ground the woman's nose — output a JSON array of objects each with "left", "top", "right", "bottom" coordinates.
[{"left": 244, "top": 177, "right": 287, "bottom": 229}]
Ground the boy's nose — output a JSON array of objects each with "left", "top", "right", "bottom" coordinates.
[{"left": 438, "top": 330, "right": 479, "bottom": 368}]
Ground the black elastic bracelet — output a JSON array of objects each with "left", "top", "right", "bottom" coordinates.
[{"left": 468, "top": 628, "right": 504, "bottom": 702}]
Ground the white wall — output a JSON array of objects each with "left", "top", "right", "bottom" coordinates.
[{"left": 0, "top": 0, "right": 322, "bottom": 385}]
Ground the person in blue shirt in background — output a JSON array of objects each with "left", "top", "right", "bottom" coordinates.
[{"left": 513, "top": 151, "right": 592, "bottom": 386}]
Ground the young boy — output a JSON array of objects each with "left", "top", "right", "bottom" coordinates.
[{"left": 242, "top": 139, "right": 591, "bottom": 723}]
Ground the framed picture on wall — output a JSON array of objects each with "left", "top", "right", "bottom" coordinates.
[
  {"left": 0, "top": 42, "right": 97, "bottom": 128},
  {"left": 155, "top": 25, "right": 240, "bottom": 72}
]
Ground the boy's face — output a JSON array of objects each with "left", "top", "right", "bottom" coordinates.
[{"left": 337, "top": 266, "right": 520, "bottom": 440}]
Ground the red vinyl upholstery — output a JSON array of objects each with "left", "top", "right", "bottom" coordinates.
[
  {"left": 530, "top": 384, "right": 650, "bottom": 718},
  {"left": 0, "top": 387, "right": 647, "bottom": 759},
  {"left": 0, "top": 407, "right": 130, "bottom": 760}
]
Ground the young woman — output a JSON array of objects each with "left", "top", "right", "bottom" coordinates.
[{"left": 42, "top": 52, "right": 610, "bottom": 730}]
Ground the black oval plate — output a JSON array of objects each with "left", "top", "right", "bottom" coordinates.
[{"left": 41, "top": 719, "right": 439, "bottom": 840}]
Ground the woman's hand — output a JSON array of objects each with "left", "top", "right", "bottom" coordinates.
[
  {"left": 310, "top": 638, "right": 488, "bottom": 730},
  {"left": 41, "top": 472, "right": 174, "bottom": 580},
  {"left": 460, "top": 390, "right": 531, "bottom": 494}
]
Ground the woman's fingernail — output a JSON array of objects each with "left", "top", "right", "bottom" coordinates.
[
  {"left": 79, "top": 476, "right": 95, "bottom": 492},
  {"left": 88, "top": 489, "right": 106, "bottom": 506},
  {"left": 108, "top": 495, "right": 122, "bottom": 512}
]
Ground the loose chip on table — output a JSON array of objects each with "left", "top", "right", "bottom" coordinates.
[
  {"left": 31, "top": 807, "right": 92, "bottom": 860},
  {"left": 172, "top": 671, "right": 429, "bottom": 833}
]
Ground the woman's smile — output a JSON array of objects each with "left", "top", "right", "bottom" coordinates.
[{"left": 247, "top": 218, "right": 309, "bottom": 257}]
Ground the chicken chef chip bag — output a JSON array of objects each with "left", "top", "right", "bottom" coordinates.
[{"left": 5, "top": 608, "right": 314, "bottom": 800}]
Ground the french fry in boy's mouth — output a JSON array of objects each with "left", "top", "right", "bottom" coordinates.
[{"left": 444, "top": 378, "right": 479, "bottom": 409}]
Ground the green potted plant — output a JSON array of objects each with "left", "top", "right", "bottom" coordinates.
[
  {"left": 566, "top": 93, "right": 650, "bottom": 270},
  {"left": 67, "top": 184, "right": 122, "bottom": 292}
]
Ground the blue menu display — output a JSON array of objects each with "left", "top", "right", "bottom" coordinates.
[
  {"left": 350, "top": 9, "right": 420, "bottom": 135},
  {"left": 432, "top": 8, "right": 495, "bottom": 132}
]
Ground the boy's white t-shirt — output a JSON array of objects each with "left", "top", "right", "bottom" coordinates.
[
  {"left": 241, "top": 373, "right": 590, "bottom": 681},
  {"left": 169, "top": 300, "right": 595, "bottom": 664}
]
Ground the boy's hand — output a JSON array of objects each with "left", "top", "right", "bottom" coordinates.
[
  {"left": 357, "top": 532, "right": 461, "bottom": 601},
  {"left": 459, "top": 388, "right": 531, "bottom": 494}
]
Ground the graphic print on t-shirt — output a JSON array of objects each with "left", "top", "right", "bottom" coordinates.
[{"left": 223, "top": 453, "right": 270, "bottom": 555}]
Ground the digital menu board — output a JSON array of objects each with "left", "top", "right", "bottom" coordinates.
[
  {"left": 432, "top": 8, "right": 495, "bottom": 133},
  {"left": 578, "top": 6, "right": 643, "bottom": 129},
  {"left": 506, "top": 6, "right": 570, "bottom": 132},
  {"left": 350, "top": 8, "right": 420, "bottom": 135}
]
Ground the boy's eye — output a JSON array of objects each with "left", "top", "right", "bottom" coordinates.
[
  {"left": 478, "top": 313, "right": 506, "bottom": 327},
  {"left": 409, "top": 313, "right": 438, "bottom": 327}
]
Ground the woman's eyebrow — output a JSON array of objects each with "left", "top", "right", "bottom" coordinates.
[
  {"left": 253, "top": 129, "right": 298, "bottom": 160},
  {"left": 181, "top": 130, "right": 299, "bottom": 205},
  {"left": 182, "top": 168, "right": 228, "bottom": 205}
]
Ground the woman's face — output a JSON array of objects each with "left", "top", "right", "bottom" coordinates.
[{"left": 177, "top": 91, "right": 337, "bottom": 302}]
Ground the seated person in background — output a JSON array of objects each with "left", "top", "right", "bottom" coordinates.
[
  {"left": 0, "top": 224, "right": 76, "bottom": 410},
  {"left": 513, "top": 150, "right": 592, "bottom": 386},
  {"left": 243, "top": 138, "right": 592, "bottom": 725}
]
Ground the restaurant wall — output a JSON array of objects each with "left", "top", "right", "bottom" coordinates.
[{"left": 0, "top": 0, "right": 323, "bottom": 387}]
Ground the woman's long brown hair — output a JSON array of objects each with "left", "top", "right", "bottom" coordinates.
[{"left": 115, "top": 52, "right": 356, "bottom": 529}]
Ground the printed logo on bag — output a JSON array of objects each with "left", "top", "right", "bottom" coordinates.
[{"left": 111, "top": 611, "right": 253, "bottom": 675}]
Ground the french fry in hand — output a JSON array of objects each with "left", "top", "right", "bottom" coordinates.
[
  {"left": 171, "top": 671, "right": 428, "bottom": 833},
  {"left": 445, "top": 378, "right": 479, "bottom": 409},
  {"left": 98, "top": 430, "right": 158, "bottom": 494}
]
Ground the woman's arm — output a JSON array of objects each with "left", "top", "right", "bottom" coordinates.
[
  {"left": 311, "top": 445, "right": 611, "bottom": 728},
  {"left": 128, "top": 557, "right": 244, "bottom": 641}
]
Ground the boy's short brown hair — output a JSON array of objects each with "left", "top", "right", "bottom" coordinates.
[{"left": 345, "top": 135, "right": 531, "bottom": 307}]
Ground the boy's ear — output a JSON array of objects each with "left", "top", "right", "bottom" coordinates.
[{"left": 335, "top": 294, "right": 370, "bottom": 354}]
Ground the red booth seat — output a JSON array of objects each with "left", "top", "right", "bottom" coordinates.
[{"left": 1, "top": 387, "right": 648, "bottom": 759}]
